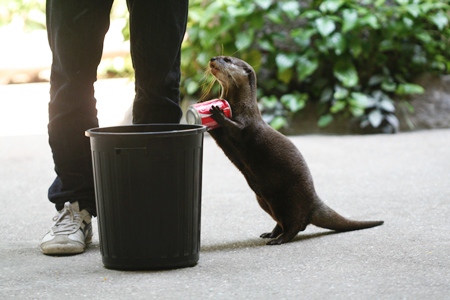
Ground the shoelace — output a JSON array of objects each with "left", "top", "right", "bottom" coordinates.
[{"left": 52, "top": 203, "right": 83, "bottom": 235}]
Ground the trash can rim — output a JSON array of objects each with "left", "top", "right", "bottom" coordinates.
[{"left": 85, "top": 124, "right": 207, "bottom": 138}]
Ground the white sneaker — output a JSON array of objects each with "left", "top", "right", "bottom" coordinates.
[{"left": 40, "top": 201, "right": 93, "bottom": 255}]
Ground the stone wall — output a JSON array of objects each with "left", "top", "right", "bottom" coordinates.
[
  {"left": 398, "top": 74, "right": 450, "bottom": 131},
  {"left": 282, "top": 74, "right": 450, "bottom": 135}
]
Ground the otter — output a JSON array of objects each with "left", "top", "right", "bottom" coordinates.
[{"left": 203, "top": 56, "right": 383, "bottom": 245}]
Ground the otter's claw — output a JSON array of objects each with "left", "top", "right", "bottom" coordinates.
[
  {"left": 210, "top": 105, "right": 225, "bottom": 120},
  {"left": 260, "top": 232, "right": 275, "bottom": 239}
]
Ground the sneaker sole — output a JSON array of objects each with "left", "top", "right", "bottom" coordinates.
[{"left": 41, "top": 238, "right": 91, "bottom": 256}]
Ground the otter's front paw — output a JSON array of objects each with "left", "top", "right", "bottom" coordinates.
[{"left": 210, "top": 105, "right": 225, "bottom": 120}]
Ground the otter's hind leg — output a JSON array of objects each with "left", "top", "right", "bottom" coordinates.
[
  {"left": 255, "top": 195, "right": 283, "bottom": 239},
  {"left": 266, "top": 229, "right": 300, "bottom": 245},
  {"left": 266, "top": 221, "right": 308, "bottom": 245}
]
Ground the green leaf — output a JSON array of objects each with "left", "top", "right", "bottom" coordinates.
[
  {"left": 270, "top": 116, "right": 288, "bottom": 130},
  {"left": 380, "top": 99, "right": 395, "bottom": 113},
  {"left": 333, "top": 60, "right": 359, "bottom": 87},
  {"left": 349, "top": 94, "right": 366, "bottom": 117},
  {"left": 276, "top": 53, "right": 297, "bottom": 71},
  {"left": 420, "top": 3, "right": 440, "bottom": 14},
  {"left": 379, "top": 39, "right": 395, "bottom": 51},
  {"left": 255, "top": 0, "right": 272, "bottom": 10},
  {"left": 243, "top": 49, "right": 263, "bottom": 71},
  {"left": 330, "top": 101, "right": 346, "bottom": 113},
  {"left": 278, "top": 68, "right": 294, "bottom": 84},
  {"left": 381, "top": 81, "right": 396, "bottom": 92},
  {"left": 368, "top": 75, "right": 384, "bottom": 86},
  {"left": 235, "top": 30, "right": 254, "bottom": 50},
  {"left": 429, "top": 11, "right": 448, "bottom": 31},
  {"left": 395, "top": 0, "right": 408, "bottom": 5},
  {"left": 351, "top": 92, "right": 374, "bottom": 108},
  {"left": 258, "top": 39, "right": 275, "bottom": 52},
  {"left": 406, "top": 4, "right": 421, "bottom": 18},
  {"left": 360, "top": 14, "right": 379, "bottom": 29},
  {"left": 196, "top": 52, "right": 210, "bottom": 66},
  {"left": 291, "top": 28, "right": 315, "bottom": 48},
  {"left": 296, "top": 55, "right": 319, "bottom": 81},
  {"left": 342, "top": 9, "right": 358, "bottom": 33},
  {"left": 266, "top": 10, "right": 284, "bottom": 24},
  {"left": 301, "top": 10, "right": 322, "bottom": 19},
  {"left": 281, "top": 1, "right": 300, "bottom": 19},
  {"left": 315, "top": 17, "right": 336, "bottom": 37},
  {"left": 415, "top": 31, "right": 432, "bottom": 44},
  {"left": 200, "top": 2, "right": 222, "bottom": 27},
  {"left": 333, "top": 85, "right": 349, "bottom": 100},
  {"left": 349, "top": 107, "right": 364, "bottom": 118},
  {"left": 248, "top": 12, "right": 265, "bottom": 29},
  {"left": 319, "top": 0, "right": 345, "bottom": 13},
  {"left": 186, "top": 81, "right": 199, "bottom": 95},
  {"left": 396, "top": 83, "right": 425, "bottom": 95},
  {"left": 318, "top": 114, "right": 334, "bottom": 128},
  {"left": 320, "top": 88, "right": 333, "bottom": 103},
  {"left": 227, "top": 4, "right": 255, "bottom": 17},
  {"left": 327, "top": 32, "right": 346, "bottom": 55},
  {"left": 280, "top": 93, "right": 307, "bottom": 113},
  {"left": 368, "top": 109, "right": 383, "bottom": 128},
  {"left": 260, "top": 95, "right": 278, "bottom": 109},
  {"left": 348, "top": 37, "right": 362, "bottom": 58},
  {"left": 385, "top": 114, "right": 399, "bottom": 130},
  {"left": 403, "top": 17, "right": 413, "bottom": 28}
]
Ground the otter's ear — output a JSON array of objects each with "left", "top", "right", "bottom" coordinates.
[{"left": 246, "top": 68, "right": 255, "bottom": 90}]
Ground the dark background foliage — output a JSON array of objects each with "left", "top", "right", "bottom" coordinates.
[{"left": 182, "top": 0, "right": 449, "bottom": 133}]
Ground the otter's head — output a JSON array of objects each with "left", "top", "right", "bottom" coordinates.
[{"left": 208, "top": 56, "right": 257, "bottom": 105}]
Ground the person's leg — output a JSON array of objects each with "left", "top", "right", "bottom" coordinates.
[
  {"left": 47, "top": 0, "right": 114, "bottom": 216},
  {"left": 127, "top": 0, "right": 188, "bottom": 124}
]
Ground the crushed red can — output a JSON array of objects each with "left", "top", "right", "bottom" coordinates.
[{"left": 186, "top": 99, "right": 232, "bottom": 130}]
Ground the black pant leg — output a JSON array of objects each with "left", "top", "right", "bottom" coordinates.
[
  {"left": 127, "top": 0, "right": 189, "bottom": 124},
  {"left": 46, "top": 0, "right": 113, "bottom": 215}
]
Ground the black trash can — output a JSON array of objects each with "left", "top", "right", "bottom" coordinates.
[{"left": 85, "top": 124, "right": 207, "bottom": 270}]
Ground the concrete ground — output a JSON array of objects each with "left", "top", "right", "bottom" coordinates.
[{"left": 0, "top": 81, "right": 449, "bottom": 299}]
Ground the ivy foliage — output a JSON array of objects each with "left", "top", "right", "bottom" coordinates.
[{"left": 182, "top": 0, "right": 450, "bottom": 132}]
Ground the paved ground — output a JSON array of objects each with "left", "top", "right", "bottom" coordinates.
[{"left": 0, "top": 81, "right": 449, "bottom": 299}]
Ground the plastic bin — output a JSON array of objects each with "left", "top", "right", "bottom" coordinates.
[{"left": 85, "top": 124, "right": 206, "bottom": 270}]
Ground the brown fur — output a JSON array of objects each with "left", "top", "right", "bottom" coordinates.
[{"left": 203, "top": 56, "right": 383, "bottom": 245}]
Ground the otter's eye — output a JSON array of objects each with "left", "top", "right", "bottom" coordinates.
[
  {"left": 243, "top": 67, "right": 251, "bottom": 74},
  {"left": 223, "top": 57, "right": 232, "bottom": 63}
]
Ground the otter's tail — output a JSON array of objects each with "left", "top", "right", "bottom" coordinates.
[{"left": 311, "top": 202, "right": 384, "bottom": 232}]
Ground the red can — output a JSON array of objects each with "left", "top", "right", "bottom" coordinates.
[{"left": 186, "top": 99, "right": 232, "bottom": 130}]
